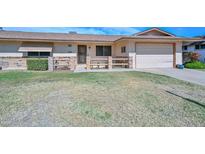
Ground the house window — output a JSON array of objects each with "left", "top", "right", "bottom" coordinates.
[
  {"left": 28, "top": 52, "right": 39, "bottom": 57},
  {"left": 40, "top": 52, "right": 50, "bottom": 57},
  {"left": 68, "top": 44, "right": 73, "bottom": 53},
  {"left": 201, "top": 44, "right": 205, "bottom": 49},
  {"left": 96, "top": 46, "right": 111, "bottom": 56},
  {"left": 183, "top": 46, "right": 187, "bottom": 50},
  {"left": 121, "top": 46, "right": 126, "bottom": 53},
  {"left": 195, "top": 45, "right": 200, "bottom": 50},
  {"left": 27, "top": 52, "right": 50, "bottom": 57}
]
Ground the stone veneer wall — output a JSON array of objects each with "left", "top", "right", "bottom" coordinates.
[
  {"left": 48, "top": 57, "right": 54, "bottom": 71},
  {"left": 0, "top": 57, "right": 77, "bottom": 71},
  {"left": 0, "top": 57, "right": 27, "bottom": 70},
  {"left": 48, "top": 56, "right": 77, "bottom": 71}
]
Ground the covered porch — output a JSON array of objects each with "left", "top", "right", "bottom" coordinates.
[{"left": 76, "top": 41, "right": 134, "bottom": 70}]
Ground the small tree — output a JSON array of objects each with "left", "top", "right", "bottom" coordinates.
[
  {"left": 188, "top": 52, "right": 200, "bottom": 62},
  {"left": 184, "top": 52, "right": 201, "bottom": 64}
]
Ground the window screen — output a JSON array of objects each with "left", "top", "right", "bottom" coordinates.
[
  {"left": 28, "top": 52, "right": 39, "bottom": 57},
  {"left": 201, "top": 45, "right": 205, "bottom": 49},
  {"left": 28, "top": 52, "right": 50, "bottom": 57},
  {"left": 195, "top": 45, "right": 200, "bottom": 49},
  {"left": 96, "top": 46, "right": 111, "bottom": 56},
  {"left": 121, "top": 46, "right": 126, "bottom": 53},
  {"left": 40, "top": 52, "right": 50, "bottom": 57}
]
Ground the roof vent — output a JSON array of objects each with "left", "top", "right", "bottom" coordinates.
[{"left": 69, "top": 31, "right": 77, "bottom": 34}]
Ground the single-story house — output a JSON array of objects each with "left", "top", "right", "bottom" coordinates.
[
  {"left": 0, "top": 28, "right": 201, "bottom": 71},
  {"left": 183, "top": 41, "right": 205, "bottom": 63}
]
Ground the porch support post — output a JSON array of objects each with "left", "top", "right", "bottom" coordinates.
[
  {"left": 108, "top": 56, "right": 112, "bottom": 69},
  {"left": 173, "top": 43, "right": 176, "bottom": 68},
  {"left": 86, "top": 56, "right": 90, "bottom": 70},
  {"left": 129, "top": 56, "right": 133, "bottom": 69},
  {"left": 128, "top": 52, "right": 136, "bottom": 69}
]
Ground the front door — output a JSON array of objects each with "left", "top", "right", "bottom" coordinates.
[{"left": 78, "top": 45, "right": 87, "bottom": 64}]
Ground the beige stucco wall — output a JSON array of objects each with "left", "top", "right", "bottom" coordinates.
[
  {"left": 176, "top": 42, "right": 182, "bottom": 65},
  {"left": 0, "top": 41, "right": 115, "bottom": 58},
  {"left": 53, "top": 42, "right": 77, "bottom": 57},
  {"left": 113, "top": 40, "right": 129, "bottom": 57},
  {"left": 85, "top": 43, "right": 114, "bottom": 57},
  {"left": 0, "top": 41, "right": 23, "bottom": 57},
  {"left": 53, "top": 42, "right": 113, "bottom": 57}
]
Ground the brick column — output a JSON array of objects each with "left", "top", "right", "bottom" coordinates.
[
  {"left": 108, "top": 56, "right": 112, "bottom": 69},
  {"left": 86, "top": 56, "right": 91, "bottom": 70}
]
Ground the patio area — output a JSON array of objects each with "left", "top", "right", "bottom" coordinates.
[{"left": 86, "top": 56, "right": 133, "bottom": 70}]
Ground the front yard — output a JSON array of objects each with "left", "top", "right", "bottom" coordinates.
[
  {"left": 197, "top": 69, "right": 205, "bottom": 72},
  {"left": 0, "top": 71, "right": 205, "bottom": 127}
]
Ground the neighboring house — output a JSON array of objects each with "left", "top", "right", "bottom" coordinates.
[
  {"left": 183, "top": 41, "right": 205, "bottom": 63},
  {"left": 0, "top": 28, "right": 200, "bottom": 70}
]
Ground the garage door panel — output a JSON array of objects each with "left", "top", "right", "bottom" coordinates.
[
  {"left": 136, "top": 44, "right": 172, "bottom": 54},
  {"left": 136, "top": 43, "right": 173, "bottom": 68},
  {"left": 136, "top": 55, "right": 173, "bottom": 68}
]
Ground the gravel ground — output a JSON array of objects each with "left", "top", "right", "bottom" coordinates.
[{"left": 0, "top": 71, "right": 205, "bottom": 127}]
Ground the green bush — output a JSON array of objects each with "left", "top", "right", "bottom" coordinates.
[
  {"left": 27, "top": 58, "right": 48, "bottom": 71},
  {"left": 185, "top": 61, "right": 205, "bottom": 69}
]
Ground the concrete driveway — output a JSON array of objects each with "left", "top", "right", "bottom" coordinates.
[{"left": 136, "top": 68, "right": 205, "bottom": 86}]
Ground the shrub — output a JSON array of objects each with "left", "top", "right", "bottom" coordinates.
[
  {"left": 185, "top": 61, "right": 205, "bottom": 69},
  {"left": 27, "top": 58, "right": 48, "bottom": 71}
]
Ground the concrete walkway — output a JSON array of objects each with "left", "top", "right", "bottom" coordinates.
[{"left": 136, "top": 68, "right": 205, "bottom": 86}]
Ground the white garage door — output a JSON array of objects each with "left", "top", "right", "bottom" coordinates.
[{"left": 136, "top": 43, "right": 173, "bottom": 68}]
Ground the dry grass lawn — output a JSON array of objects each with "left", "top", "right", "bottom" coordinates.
[{"left": 0, "top": 71, "right": 205, "bottom": 127}]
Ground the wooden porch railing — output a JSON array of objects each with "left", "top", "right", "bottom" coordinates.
[{"left": 86, "top": 56, "right": 132, "bottom": 70}]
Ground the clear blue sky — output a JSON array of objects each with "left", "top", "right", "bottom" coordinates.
[{"left": 2, "top": 27, "right": 205, "bottom": 37}]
